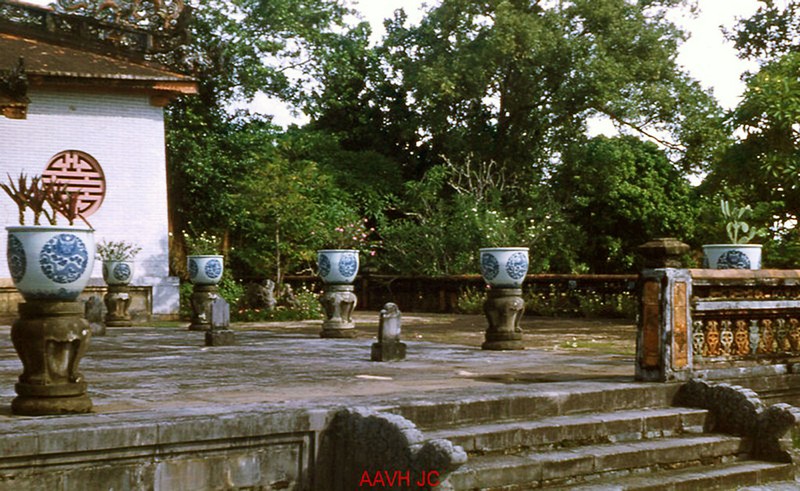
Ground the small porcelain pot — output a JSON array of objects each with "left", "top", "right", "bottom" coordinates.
[
  {"left": 317, "top": 249, "right": 359, "bottom": 284},
  {"left": 7, "top": 225, "right": 95, "bottom": 301},
  {"left": 702, "top": 244, "right": 762, "bottom": 270},
  {"left": 102, "top": 260, "right": 135, "bottom": 286},
  {"left": 480, "top": 247, "right": 529, "bottom": 288},
  {"left": 187, "top": 255, "right": 224, "bottom": 285}
]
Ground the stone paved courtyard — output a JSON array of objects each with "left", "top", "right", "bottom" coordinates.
[{"left": 0, "top": 313, "right": 635, "bottom": 416}]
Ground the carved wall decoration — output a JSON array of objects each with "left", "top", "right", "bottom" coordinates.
[
  {"left": 758, "top": 319, "right": 776, "bottom": 354},
  {"left": 790, "top": 318, "right": 800, "bottom": 351},
  {"left": 734, "top": 320, "right": 749, "bottom": 356},
  {"left": 749, "top": 320, "right": 760, "bottom": 356},
  {"left": 43, "top": 151, "right": 106, "bottom": 217},
  {"left": 703, "top": 320, "right": 721, "bottom": 357},
  {"left": 641, "top": 280, "right": 660, "bottom": 368},
  {"left": 776, "top": 319, "right": 790, "bottom": 352},
  {"left": 691, "top": 315, "right": 800, "bottom": 362},
  {"left": 719, "top": 320, "right": 733, "bottom": 356},
  {"left": 672, "top": 282, "right": 688, "bottom": 368},
  {"left": 692, "top": 321, "right": 705, "bottom": 362},
  {"left": 0, "top": 57, "right": 29, "bottom": 119}
]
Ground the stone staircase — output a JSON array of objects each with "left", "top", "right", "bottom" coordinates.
[{"left": 388, "top": 382, "right": 796, "bottom": 490}]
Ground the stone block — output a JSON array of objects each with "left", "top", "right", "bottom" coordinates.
[
  {"left": 370, "top": 341, "right": 407, "bottom": 362},
  {"left": 205, "top": 329, "right": 236, "bottom": 346}
]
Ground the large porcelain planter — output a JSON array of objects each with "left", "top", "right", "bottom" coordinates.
[
  {"left": 480, "top": 247, "right": 529, "bottom": 287},
  {"left": 102, "top": 260, "right": 135, "bottom": 286},
  {"left": 187, "top": 255, "right": 224, "bottom": 285},
  {"left": 702, "top": 244, "right": 762, "bottom": 270},
  {"left": 6, "top": 225, "right": 95, "bottom": 301},
  {"left": 317, "top": 249, "right": 359, "bottom": 284}
]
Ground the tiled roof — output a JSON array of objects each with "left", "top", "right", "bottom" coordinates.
[{"left": 0, "top": 31, "right": 192, "bottom": 83}]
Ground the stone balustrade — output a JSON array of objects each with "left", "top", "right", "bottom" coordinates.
[{"left": 636, "top": 267, "right": 800, "bottom": 382}]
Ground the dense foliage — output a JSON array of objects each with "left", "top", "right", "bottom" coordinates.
[{"left": 47, "top": 0, "right": 800, "bottom": 283}]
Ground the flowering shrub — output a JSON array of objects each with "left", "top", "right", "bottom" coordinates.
[
  {"left": 183, "top": 229, "right": 222, "bottom": 255},
  {"left": 325, "top": 218, "right": 382, "bottom": 256},
  {"left": 96, "top": 240, "right": 142, "bottom": 261},
  {"left": 234, "top": 284, "right": 322, "bottom": 321}
]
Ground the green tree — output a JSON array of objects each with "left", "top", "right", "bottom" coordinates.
[
  {"left": 711, "top": 1, "right": 800, "bottom": 226},
  {"left": 160, "top": 0, "right": 358, "bottom": 270},
  {"left": 358, "top": 0, "right": 726, "bottom": 184},
  {"left": 229, "top": 134, "right": 360, "bottom": 283},
  {"left": 553, "top": 136, "right": 697, "bottom": 272}
]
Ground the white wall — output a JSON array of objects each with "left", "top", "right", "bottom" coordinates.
[{"left": 0, "top": 89, "right": 178, "bottom": 315}]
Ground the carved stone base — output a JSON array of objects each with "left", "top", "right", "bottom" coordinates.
[
  {"left": 11, "top": 301, "right": 92, "bottom": 415},
  {"left": 104, "top": 284, "right": 133, "bottom": 327},
  {"left": 189, "top": 284, "right": 219, "bottom": 331},
  {"left": 371, "top": 341, "right": 407, "bottom": 362},
  {"left": 482, "top": 288, "right": 525, "bottom": 351},
  {"left": 319, "top": 284, "right": 357, "bottom": 338},
  {"left": 205, "top": 329, "right": 236, "bottom": 346}
]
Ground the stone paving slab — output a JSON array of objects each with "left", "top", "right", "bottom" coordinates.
[{"left": 0, "top": 312, "right": 636, "bottom": 419}]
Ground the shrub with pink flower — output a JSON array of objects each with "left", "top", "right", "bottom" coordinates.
[{"left": 328, "top": 218, "right": 382, "bottom": 256}]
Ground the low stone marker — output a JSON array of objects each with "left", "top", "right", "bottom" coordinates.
[
  {"left": 205, "top": 297, "right": 236, "bottom": 346},
  {"left": 371, "top": 303, "right": 406, "bottom": 362},
  {"left": 84, "top": 296, "right": 106, "bottom": 336}
]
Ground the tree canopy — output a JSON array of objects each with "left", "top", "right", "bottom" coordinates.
[{"left": 32, "top": 0, "right": 800, "bottom": 277}]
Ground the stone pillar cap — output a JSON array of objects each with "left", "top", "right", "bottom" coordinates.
[{"left": 637, "top": 237, "right": 690, "bottom": 269}]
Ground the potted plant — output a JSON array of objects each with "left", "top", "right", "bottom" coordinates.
[
  {"left": 96, "top": 239, "right": 141, "bottom": 286},
  {"left": 316, "top": 219, "right": 378, "bottom": 285},
  {"left": 184, "top": 230, "right": 224, "bottom": 285},
  {"left": 479, "top": 247, "right": 530, "bottom": 287},
  {"left": 702, "top": 199, "right": 763, "bottom": 269},
  {"left": 2, "top": 173, "right": 94, "bottom": 301}
]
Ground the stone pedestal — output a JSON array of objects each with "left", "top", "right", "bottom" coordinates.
[
  {"left": 11, "top": 301, "right": 92, "bottom": 415},
  {"left": 482, "top": 288, "right": 525, "bottom": 350},
  {"left": 319, "top": 284, "right": 357, "bottom": 338},
  {"left": 190, "top": 284, "right": 219, "bottom": 331},
  {"left": 104, "top": 284, "right": 133, "bottom": 327}
]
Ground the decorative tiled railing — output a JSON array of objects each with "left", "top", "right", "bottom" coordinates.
[{"left": 636, "top": 269, "right": 800, "bottom": 382}]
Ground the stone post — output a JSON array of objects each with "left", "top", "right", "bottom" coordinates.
[
  {"left": 482, "top": 287, "right": 525, "bottom": 350},
  {"left": 371, "top": 303, "right": 406, "bottom": 361},
  {"left": 635, "top": 238, "right": 693, "bottom": 382},
  {"left": 319, "top": 284, "right": 357, "bottom": 338},
  {"left": 11, "top": 301, "right": 92, "bottom": 415},
  {"left": 205, "top": 297, "right": 236, "bottom": 346},
  {"left": 189, "top": 284, "right": 219, "bottom": 331},
  {"left": 104, "top": 284, "right": 133, "bottom": 327}
]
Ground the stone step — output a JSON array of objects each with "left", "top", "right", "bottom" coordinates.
[
  {"left": 551, "top": 460, "right": 795, "bottom": 491},
  {"left": 427, "top": 407, "right": 708, "bottom": 454},
  {"left": 389, "top": 383, "right": 681, "bottom": 430},
  {"left": 446, "top": 434, "right": 746, "bottom": 490}
]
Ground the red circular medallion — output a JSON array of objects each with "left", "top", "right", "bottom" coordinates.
[{"left": 42, "top": 150, "right": 106, "bottom": 217}]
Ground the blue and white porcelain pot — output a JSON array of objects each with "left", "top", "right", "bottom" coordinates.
[
  {"left": 317, "top": 249, "right": 359, "bottom": 284},
  {"left": 6, "top": 225, "right": 95, "bottom": 301},
  {"left": 702, "top": 244, "right": 762, "bottom": 270},
  {"left": 102, "top": 260, "right": 135, "bottom": 286},
  {"left": 187, "top": 255, "right": 224, "bottom": 285},
  {"left": 480, "top": 247, "right": 530, "bottom": 288}
]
